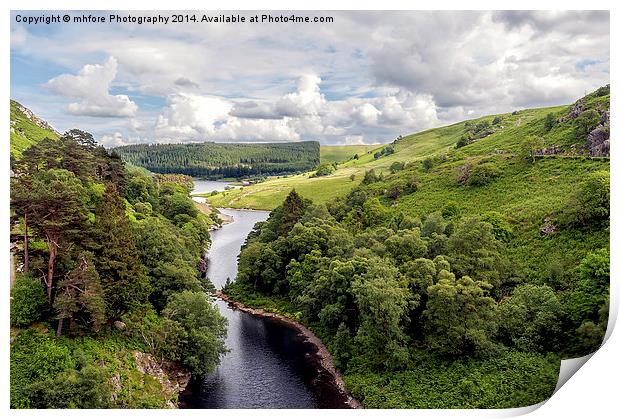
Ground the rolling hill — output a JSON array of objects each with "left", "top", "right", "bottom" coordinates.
[
  {"left": 10, "top": 100, "right": 60, "bottom": 159},
  {"left": 206, "top": 86, "right": 610, "bottom": 211}
]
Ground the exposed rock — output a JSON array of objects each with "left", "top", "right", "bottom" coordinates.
[
  {"left": 587, "top": 124, "right": 610, "bottom": 157},
  {"left": 559, "top": 99, "right": 585, "bottom": 122},
  {"left": 535, "top": 145, "right": 562, "bottom": 156},
  {"left": 12, "top": 101, "right": 60, "bottom": 135},
  {"left": 455, "top": 164, "right": 471, "bottom": 184},
  {"left": 132, "top": 351, "right": 191, "bottom": 408},
  {"left": 113, "top": 320, "right": 127, "bottom": 330},
  {"left": 540, "top": 218, "right": 557, "bottom": 236},
  {"left": 110, "top": 374, "right": 122, "bottom": 402}
]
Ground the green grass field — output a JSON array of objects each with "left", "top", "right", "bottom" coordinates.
[
  {"left": 205, "top": 94, "right": 608, "bottom": 212},
  {"left": 320, "top": 144, "right": 380, "bottom": 164}
]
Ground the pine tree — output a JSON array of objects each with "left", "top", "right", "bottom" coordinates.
[
  {"left": 92, "top": 185, "right": 150, "bottom": 319},
  {"left": 54, "top": 252, "right": 106, "bottom": 336}
]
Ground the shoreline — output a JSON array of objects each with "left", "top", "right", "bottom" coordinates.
[{"left": 214, "top": 290, "right": 362, "bottom": 409}]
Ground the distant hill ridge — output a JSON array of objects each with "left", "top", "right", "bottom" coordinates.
[{"left": 113, "top": 141, "right": 321, "bottom": 178}]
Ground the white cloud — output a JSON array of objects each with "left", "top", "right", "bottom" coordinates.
[
  {"left": 11, "top": 11, "right": 609, "bottom": 145},
  {"left": 45, "top": 57, "right": 137, "bottom": 117}
]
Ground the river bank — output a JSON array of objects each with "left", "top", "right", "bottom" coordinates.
[{"left": 214, "top": 290, "right": 362, "bottom": 409}]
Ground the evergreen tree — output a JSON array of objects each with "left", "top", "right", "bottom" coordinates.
[{"left": 92, "top": 185, "right": 149, "bottom": 319}]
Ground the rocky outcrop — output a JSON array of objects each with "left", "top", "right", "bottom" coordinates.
[
  {"left": 132, "top": 351, "right": 191, "bottom": 408},
  {"left": 559, "top": 99, "right": 585, "bottom": 122},
  {"left": 587, "top": 111, "right": 610, "bottom": 157},
  {"left": 11, "top": 100, "right": 60, "bottom": 135}
]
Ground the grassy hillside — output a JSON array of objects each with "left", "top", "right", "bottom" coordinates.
[
  {"left": 320, "top": 144, "right": 380, "bottom": 164},
  {"left": 221, "top": 86, "right": 609, "bottom": 409},
  {"left": 206, "top": 87, "right": 609, "bottom": 211},
  {"left": 10, "top": 100, "right": 60, "bottom": 159}
]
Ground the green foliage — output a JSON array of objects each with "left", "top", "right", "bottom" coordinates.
[
  {"left": 23, "top": 365, "right": 112, "bottom": 408},
  {"left": 10, "top": 331, "right": 75, "bottom": 408},
  {"left": 352, "top": 263, "right": 411, "bottom": 370},
  {"left": 10, "top": 100, "right": 60, "bottom": 158},
  {"left": 559, "top": 170, "right": 610, "bottom": 228},
  {"left": 345, "top": 350, "right": 560, "bottom": 408},
  {"left": 498, "top": 285, "right": 564, "bottom": 352},
  {"left": 10, "top": 274, "right": 48, "bottom": 327},
  {"left": 574, "top": 109, "right": 601, "bottom": 139},
  {"left": 10, "top": 121, "right": 228, "bottom": 407},
  {"left": 467, "top": 162, "right": 500, "bottom": 186},
  {"left": 447, "top": 218, "right": 506, "bottom": 289},
  {"left": 93, "top": 186, "right": 150, "bottom": 319},
  {"left": 163, "top": 291, "right": 228, "bottom": 377},
  {"left": 312, "top": 163, "right": 336, "bottom": 177},
  {"left": 544, "top": 113, "right": 556, "bottom": 132},
  {"left": 423, "top": 276, "right": 498, "bottom": 357},
  {"left": 55, "top": 252, "right": 107, "bottom": 335},
  {"left": 480, "top": 211, "right": 513, "bottom": 242}
]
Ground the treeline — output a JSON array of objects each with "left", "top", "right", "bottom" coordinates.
[
  {"left": 10, "top": 130, "right": 227, "bottom": 408},
  {"left": 114, "top": 141, "right": 320, "bottom": 178},
  {"left": 227, "top": 173, "right": 609, "bottom": 407}
]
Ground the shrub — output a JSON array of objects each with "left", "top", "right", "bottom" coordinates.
[
  {"left": 559, "top": 171, "right": 609, "bottom": 227},
  {"left": 467, "top": 163, "right": 500, "bottom": 186},
  {"left": 574, "top": 109, "right": 601, "bottom": 140},
  {"left": 389, "top": 161, "right": 405, "bottom": 173},
  {"left": 313, "top": 163, "right": 336, "bottom": 177},
  {"left": 456, "top": 136, "right": 469, "bottom": 148},
  {"left": 10, "top": 274, "right": 48, "bottom": 327},
  {"left": 441, "top": 201, "right": 460, "bottom": 218},
  {"left": 422, "top": 157, "right": 434, "bottom": 172},
  {"left": 480, "top": 211, "right": 513, "bottom": 242}
]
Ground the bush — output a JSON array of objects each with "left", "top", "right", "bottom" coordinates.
[
  {"left": 467, "top": 163, "right": 500, "bottom": 186},
  {"left": 441, "top": 201, "right": 460, "bottom": 218},
  {"left": 574, "top": 109, "right": 601, "bottom": 139},
  {"left": 422, "top": 157, "right": 434, "bottom": 172},
  {"left": 313, "top": 163, "right": 336, "bottom": 177},
  {"left": 559, "top": 171, "right": 609, "bottom": 227},
  {"left": 10, "top": 331, "right": 75, "bottom": 408},
  {"left": 480, "top": 211, "right": 513, "bottom": 242},
  {"left": 456, "top": 136, "right": 469, "bottom": 148},
  {"left": 10, "top": 275, "right": 48, "bottom": 327}
]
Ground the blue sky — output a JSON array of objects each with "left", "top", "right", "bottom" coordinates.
[{"left": 10, "top": 10, "right": 610, "bottom": 147}]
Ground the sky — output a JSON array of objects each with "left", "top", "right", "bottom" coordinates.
[{"left": 10, "top": 10, "right": 610, "bottom": 147}]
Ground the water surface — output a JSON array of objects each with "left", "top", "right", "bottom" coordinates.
[
  {"left": 191, "top": 179, "right": 234, "bottom": 203},
  {"left": 181, "top": 208, "right": 323, "bottom": 409}
]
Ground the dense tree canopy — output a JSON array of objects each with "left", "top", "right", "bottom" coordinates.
[
  {"left": 114, "top": 141, "right": 320, "bottom": 178},
  {"left": 10, "top": 130, "right": 228, "bottom": 408}
]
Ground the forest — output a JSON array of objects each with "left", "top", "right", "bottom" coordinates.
[
  {"left": 226, "top": 170, "right": 609, "bottom": 407},
  {"left": 223, "top": 86, "right": 611, "bottom": 407},
  {"left": 113, "top": 141, "right": 320, "bottom": 178},
  {"left": 10, "top": 130, "right": 228, "bottom": 408}
]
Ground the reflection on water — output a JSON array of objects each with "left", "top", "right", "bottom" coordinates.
[{"left": 181, "top": 208, "right": 322, "bottom": 409}]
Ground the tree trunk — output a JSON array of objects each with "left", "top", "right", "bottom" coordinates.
[
  {"left": 46, "top": 235, "right": 58, "bottom": 302},
  {"left": 56, "top": 315, "right": 64, "bottom": 337},
  {"left": 23, "top": 212, "right": 29, "bottom": 273}
]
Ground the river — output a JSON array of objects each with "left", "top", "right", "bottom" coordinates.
[
  {"left": 190, "top": 180, "right": 235, "bottom": 203},
  {"left": 180, "top": 204, "right": 334, "bottom": 408}
]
